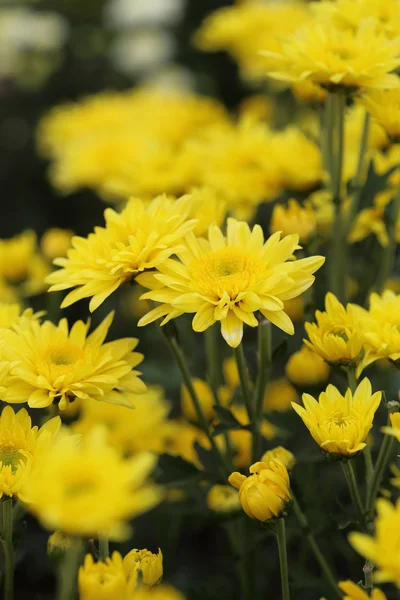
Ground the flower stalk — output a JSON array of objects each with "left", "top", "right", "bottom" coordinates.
[
  {"left": 341, "top": 460, "right": 365, "bottom": 524},
  {"left": 234, "top": 345, "right": 254, "bottom": 422},
  {"left": 373, "top": 180, "right": 400, "bottom": 293},
  {"left": 275, "top": 518, "right": 290, "bottom": 600},
  {"left": 1, "top": 499, "right": 14, "bottom": 600},
  {"left": 57, "top": 539, "right": 83, "bottom": 600},
  {"left": 366, "top": 422, "right": 396, "bottom": 520},
  {"left": 98, "top": 537, "right": 109, "bottom": 561},
  {"left": 345, "top": 112, "right": 371, "bottom": 235},
  {"left": 251, "top": 320, "right": 272, "bottom": 463}
]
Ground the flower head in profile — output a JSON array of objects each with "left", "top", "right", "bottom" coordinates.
[
  {"left": 261, "top": 446, "right": 296, "bottom": 471},
  {"left": 0, "top": 406, "right": 61, "bottom": 499},
  {"left": 338, "top": 580, "right": 387, "bottom": 600},
  {"left": 304, "top": 293, "right": 368, "bottom": 368},
  {"left": 206, "top": 484, "right": 241, "bottom": 514},
  {"left": 138, "top": 218, "right": 325, "bottom": 348},
  {"left": 123, "top": 548, "right": 163, "bottom": 587},
  {"left": 262, "top": 18, "right": 400, "bottom": 91},
  {"left": 22, "top": 428, "right": 161, "bottom": 539},
  {"left": 350, "top": 498, "right": 400, "bottom": 587},
  {"left": 292, "top": 378, "right": 381, "bottom": 457},
  {"left": 46, "top": 195, "right": 197, "bottom": 312},
  {"left": 228, "top": 459, "right": 291, "bottom": 522},
  {"left": 1, "top": 311, "right": 145, "bottom": 410},
  {"left": 270, "top": 199, "right": 317, "bottom": 244},
  {"left": 79, "top": 552, "right": 134, "bottom": 600}
]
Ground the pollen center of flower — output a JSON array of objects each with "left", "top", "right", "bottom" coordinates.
[
  {"left": 0, "top": 446, "right": 28, "bottom": 474},
  {"left": 37, "top": 343, "right": 85, "bottom": 381},
  {"left": 191, "top": 248, "right": 263, "bottom": 299}
]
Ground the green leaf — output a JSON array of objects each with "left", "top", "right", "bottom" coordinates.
[
  {"left": 213, "top": 406, "right": 243, "bottom": 428},
  {"left": 355, "top": 161, "right": 399, "bottom": 212},
  {"left": 155, "top": 453, "right": 201, "bottom": 486}
]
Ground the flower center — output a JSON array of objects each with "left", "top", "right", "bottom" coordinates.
[
  {"left": 37, "top": 343, "right": 85, "bottom": 381},
  {"left": 0, "top": 446, "right": 28, "bottom": 474},
  {"left": 191, "top": 248, "right": 263, "bottom": 299}
]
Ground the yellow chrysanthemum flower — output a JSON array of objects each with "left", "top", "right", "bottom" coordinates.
[
  {"left": 362, "top": 290, "right": 400, "bottom": 365},
  {"left": 181, "top": 378, "right": 231, "bottom": 424},
  {"left": 291, "top": 80, "right": 326, "bottom": 103},
  {"left": 315, "top": 0, "right": 400, "bottom": 39},
  {"left": 292, "top": 378, "right": 381, "bottom": 457},
  {"left": 22, "top": 429, "right": 160, "bottom": 539},
  {"left": 138, "top": 219, "right": 325, "bottom": 348},
  {"left": 285, "top": 345, "right": 331, "bottom": 387},
  {"left": 123, "top": 548, "right": 163, "bottom": 587},
  {"left": 263, "top": 18, "right": 400, "bottom": 91},
  {"left": 1, "top": 311, "right": 145, "bottom": 409},
  {"left": 338, "top": 580, "right": 387, "bottom": 600},
  {"left": 381, "top": 412, "right": 400, "bottom": 442},
  {"left": 40, "top": 228, "right": 74, "bottom": 262},
  {"left": 304, "top": 293, "right": 368, "bottom": 367},
  {"left": 47, "top": 530, "right": 73, "bottom": 560},
  {"left": 350, "top": 498, "right": 400, "bottom": 587},
  {"left": 187, "top": 187, "right": 227, "bottom": 238},
  {"left": 261, "top": 446, "right": 296, "bottom": 471},
  {"left": 228, "top": 459, "right": 291, "bottom": 522},
  {"left": 79, "top": 552, "right": 134, "bottom": 600},
  {"left": 0, "top": 302, "right": 41, "bottom": 331},
  {"left": 362, "top": 89, "right": 400, "bottom": 140},
  {"left": 270, "top": 199, "right": 317, "bottom": 244},
  {"left": 130, "top": 585, "right": 185, "bottom": 600},
  {"left": 73, "top": 386, "right": 170, "bottom": 455},
  {"left": 0, "top": 406, "right": 61, "bottom": 499},
  {"left": 47, "top": 195, "right": 197, "bottom": 312},
  {"left": 228, "top": 406, "right": 276, "bottom": 468},
  {"left": 206, "top": 484, "right": 241, "bottom": 514},
  {"left": 263, "top": 378, "right": 299, "bottom": 412}
]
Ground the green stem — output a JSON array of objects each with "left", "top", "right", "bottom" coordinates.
[
  {"left": 373, "top": 182, "right": 400, "bottom": 293},
  {"left": 276, "top": 518, "right": 290, "bottom": 600},
  {"left": 98, "top": 538, "right": 109, "bottom": 561},
  {"left": 251, "top": 320, "right": 272, "bottom": 463},
  {"left": 341, "top": 460, "right": 365, "bottom": 523},
  {"left": 346, "top": 113, "right": 371, "bottom": 235},
  {"left": 57, "top": 540, "right": 83, "bottom": 600},
  {"left": 224, "top": 522, "right": 250, "bottom": 600},
  {"left": 367, "top": 423, "right": 396, "bottom": 519},
  {"left": 234, "top": 345, "right": 253, "bottom": 422},
  {"left": 165, "top": 334, "right": 230, "bottom": 478},
  {"left": 1, "top": 499, "right": 13, "bottom": 600},
  {"left": 363, "top": 560, "right": 374, "bottom": 591},
  {"left": 291, "top": 492, "right": 343, "bottom": 599}
]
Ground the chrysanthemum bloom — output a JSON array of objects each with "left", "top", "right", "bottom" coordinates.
[
  {"left": 0, "top": 302, "right": 41, "bottom": 331},
  {"left": 285, "top": 345, "right": 330, "bottom": 386},
  {"left": 40, "top": 228, "right": 73, "bottom": 261},
  {"left": 361, "top": 291, "right": 400, "bottom": 366},
  {"left": 79, "top": 552, "right": 133, "bottom": 600},
  {"left": 1, "top": 311, "right": 145, "bottom": 409},
  {"left": 292, "top": 378, "right": 381, "bottom": 457},
  {"left": 338, "top": 580, "right": 387, "bottom": 600},
  {"left": 0, "top": 406, "right": 61, "bottom": 499},
  {"left": 263, "top": 378, "right": 299, "bottom": 412},
  {"left": 271, "top": 200, "right": 317, "bottom": 244},
  {"left": 361, "top": 89, "right": 400, "bottom": 141},
  {"left": 129, "top": 585, "right": 186, "bottom": 600},
  {"left": 22, "top": 429, "right": 160, "bottom": 539},
  {"left": 228, "top": 459, "right": 291, "bottom": 522},
  {"left": 381, "top": 412, "right": 400, "bottom": 442},
  {"left": 47, "top": 530, "right": 72, "bottom": 561},
  {"left": 187, "top": 187, "right": 226, "bottom": 238},
  {"left": 206, "top": 484, "right": 241, "bottom": 514},
  {"left": 350, "top": 499, "right": 400, "bottom": 587},
  {"left": 304, "top": 293, "right": 368, "bottom": 368},
  {"left": 46, "top": 195, "right": 197, "bottom": 312},
  {"left": 73, "top": 386, "right": 170, "bottom": 455},
  {"left": 261, "top": 447, "right": 296, "bottom": 471},
  {"left": 262, "top": 18, "right": 400, "bottom": 91},
  {"left": 228, "top": 406, "right": 276, "bottom": 468},
  {"left": 181, "top": 378, "right": 231, "bottom": 423},
  {"left": 123, "top": 548, "right": 163, "bottom": 587},
  {"left": 138, "top": 219, "right": 325, "bottom": 348}
]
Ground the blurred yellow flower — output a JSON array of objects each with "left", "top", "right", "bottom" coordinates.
[
  {"left": 181, "top": 378, "right": 216, "bottom": 423},
  {"left": 131, "top": 586, "right": 185, "bottom": 600},
  {"left": 0, "top": 302, "right": 41, "bottom": 331},
  {"left": 123, "top": 548, "right": 163, "bottom": 587},
  {"left": 315, "top": 0, "right": 400, "bottom": 39},
  {"left": 304, "top": 293, "right": 368, "bottom": 367},
  {"left": 285, "top": 345, "right": 331, "bottom": 386},
  {"left": 229, "top": 406, "right": 276, "bottom": 468},
  {"left": 2, "top": 311, "right": 145, "bottom": 410},
  {"left": 350, "top": 498, "right": 400, "bottom": 587},
  {"left": 47, "top": 530, "right": 72, "bottom": 560},
  {"left": 222, "top": 356, "right": 240, "bottom": 392},
  {"left": 264, "top": 378, "right": 299, "bottom": 412},
  {"left": 283, "top": 296, "right": 304, "bottom": 322},
  {"left": 188, "top": 187, "right": 227, "bottom": 238},
  {"left": 22, "top": 429, "right": 160, "bottom": 539},
  {"left": 381, "top": 412, "right": 400, "bottom": 442},
  {"left": 309, "top": 190, "right": 335, "bottom": 240},
  {"left": 47, "top": 195, "right": 197, "bottom": 312},
  {"left": 291, "top": 80, "right": 326, "bottom": 103},
  {"left": 40, "top": 228, "right": 73, "bottom": 262},
  {"left": 138, "top": 218, "right": 325, "bottom": 348},
  {"left": 338, "top": 580, "right": 387, "bottom": 600},
  {"left": 228, "top": 459, "right": 291, "bottom": 522},
  {"left": 73, "top": 386, "right": 170, "bottom": 455},
  {"left": 238, "top": 95, "right": 273, "bottom": 123},
  {"left": 362, "top": 89, "right": 400, "bottom": 140},
  {"left": 206, "top": 484, "right": 241, "bottom": 514},
  {"left": 263, "top": 18, "right": 400, "bottom": 90},
  {"left": 0, "top": 406, "right": 60, "bottom": 500},
  {"left": 292, "top": 378, "right": 381, "bottom": 457},
  {"left": 363, "top": 291, "right": 400, "bottom": 365},
  {"left": 160, "top": 419, "right": 209, "bottom": 468},
  {"left": 270, "top": 199, "right": 317, "bottom": 244},
  {"left": 79, "top": 552, "right": 133, "bottom": 600},
  {"left": 261, "top": 446, "right": 296, "bottom": 471}
]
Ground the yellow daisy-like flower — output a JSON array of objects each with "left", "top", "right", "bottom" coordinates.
[
  {"left": 362, "top": 290, "right": 400, "bottom": 365},
  {"left": 0, "top": 405, "right": 61, "bottom": 499},
  {"left": 40, "top": 228, "right": 74, "bottom": 262},
  {"left": 263, "top": 378, "right": 299, "bottom": 412},
  {"left": 304, "top": 293, "right": 368, "bottom": 368},
  {"left": 292, "top": 378, "right": 381, "bottom": 457},
  {"left": 228, "top": 459, "right": 291, "bottom": 522},
  {"left": 338, "top": 580, "right": 387, "bottom": 600},
  {"left": 263, "top": 18, "right": 400, "bottom": 91},
  {"left": 0, "top": 302, "right": 41, "bottom": 331},
  {"left": 138, "top": 219, "right": 325, "bottom": 348},
  {"left": 362, "top": 89, "right": 400, "bottom": 140},
  {"left": 261, "top": 446, "right": 296, "bottom": 471},
  {"left": 206, "top": 484, "right": 241, "bottom": 514},
  {"left": 381, "top": 412, "right": 400, "bottom": 442},
  {"left": 79, "top": 552, "right": 134, "bottom": 600},
  {"left": 22, "top": 428, "right": 160, "bottom": 539},
  {"left": 270, "top": 199, "right": 317, "bottom": 244},
  {"left": 46, "top": 194, "right": 197, "bottom": 312},
  {"left": 123, "top": 548, "right": 163, "bottom": 587},
  {"left": 285, "top": 345, "right": 331, "bottom": 387},
  {"left": 1, "top": 311, "right": 145, "bottom": 410},
  {"left": 350, "top": 498, "right": 400, "bottom": 587}
]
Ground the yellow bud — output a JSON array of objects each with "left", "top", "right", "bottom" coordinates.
[
  {"left": 123, "top": 548, "right": 163, "bottom": 587},
  {"left": 181, "top": 379, "right": 215, "bottom": 423},
  {"left": 285, "top": 346, "right": 331, "bottom": 387},
  {"left": 261, "top": 446, "right": 296, "bottom": 471},
  {"left": 206, "top": 484, "right": 241, "bottom": 514},
  {"left": 40, "top": 228, "right": 73, "bottom": 261},
  {"left": 228, "top": 459, "right": 291, "bottom": 522},
  {"left": 78, "top": 552, "right": 130, "bottom": 600},
  {"left": 264, "top": 378, "right": 298, "bottom": 412},
  {"left": 47, "top": 530, "right": 73, "bottom": 561},
  {"left": 270, "top": 199, "right": 316, "bottom": 244}
]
